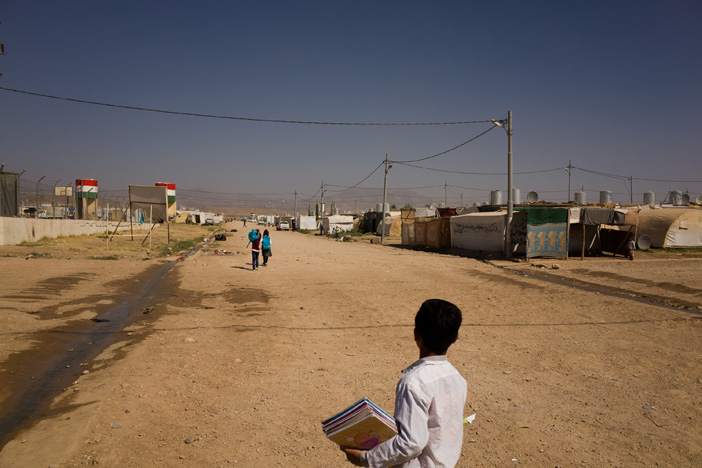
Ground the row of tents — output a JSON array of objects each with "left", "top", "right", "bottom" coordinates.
[{"left": 401, "top": 206, "right": 702, "bottom": 259}]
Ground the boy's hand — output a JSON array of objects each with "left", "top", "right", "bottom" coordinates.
[{"left": 340, "top": 446, "right": 365, "bottom": 466}]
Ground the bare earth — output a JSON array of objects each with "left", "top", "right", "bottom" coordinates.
[{"left": 1, "top": 221, "right": 701, "bottom": 467}]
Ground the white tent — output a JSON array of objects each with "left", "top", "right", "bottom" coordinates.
[
  {"left": 450, "top": 212, "right": 506, "bottom": 251},
  {"left": 295, "top": 215, "right": 318, "bottom": 230},
  {"left": 637, "top": 208, "right": 702, "bottom": 247},
  {"left": 322, "top": 215, "right": 354, "bottom": 234},
  {"left": 414, "top": 207, "right": 437, "bottom": 218}
]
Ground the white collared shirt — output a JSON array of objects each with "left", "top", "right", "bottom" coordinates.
[{"left": 364, "top": 355, "right": 467, "bottom": 468}]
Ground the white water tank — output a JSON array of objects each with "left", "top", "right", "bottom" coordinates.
[
  {"left": 599, "top": 190, "right": 613, "bottom": 204},
  {"left": 670, "top": 190, "right": 683, "bottom": 206},
  {"left": 574, "top": 191, "right": 586, "bottom": 205},
  {"left": 643, "top": 191, "right": 655, "bottom": 205},
  {"left": 512, "top": 188, "right": 521, "bottom": 204},
  {"left": 490, "top": 190, "right": 502, "bottom": 205}
]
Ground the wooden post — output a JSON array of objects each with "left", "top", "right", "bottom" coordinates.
[{"left": 581, "top": 224, "right": 585, "bottom": 260}]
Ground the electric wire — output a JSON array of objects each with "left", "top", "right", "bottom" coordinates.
[
  {"left": 0, "top": 87, "right": 492, "bottom": 126},
  {"left": 326, "top": 161, "right": 385, "bottom": 193},
  {"left": 390, "top": 125, "right": 497, "bottom": 163}
]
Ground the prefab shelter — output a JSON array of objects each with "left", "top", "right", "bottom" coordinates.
[
  {"left": 321, "top": 215, "right": 354, "bottom": 234},
  {"left": 295, "top": 215, "right": 318, "bottom": 230},
  {"left": 450, "top": 212, "right": 506, "bottom": 252},
  {"left": 636, "top": 208, "right": 702, "bottom": 247}
]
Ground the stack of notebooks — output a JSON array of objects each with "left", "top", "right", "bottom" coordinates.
[{"left": 322, "top": 398, "right": 398, "bottom": 449}]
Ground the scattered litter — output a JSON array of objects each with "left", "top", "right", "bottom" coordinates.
[
  {"left": 642, "top": 405, "right": 656, "bottom": 410},
  {"left": 110, "top": 422, "right": 122, "bottom": 429},
  {"left": 142, "top": 306, "right": 156, "bottom": 315},
  {"left": 519, "top": 425, "right": 529, "bottom": 428},
  {"left": 463, "top": 414, "right": 476, "bottom": 424}
]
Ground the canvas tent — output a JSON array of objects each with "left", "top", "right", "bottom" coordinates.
[
  {"left": 295, "top": 215, "right": 318, "bottom": 230},
  {"left": 450, "top": 212, "right": 505, "bottom": 251},
  {"left": 636, "top": 208, "right": 702, "bottom": 247},
  {"left": 375, "top": 216, "right": 402, "bottom": 236},
  {"left": 321, "top": 215, "right": 354, "bottom": 234}
]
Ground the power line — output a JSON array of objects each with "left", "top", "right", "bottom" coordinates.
[
  {"left": 394, "top": 162, "right": 565, "bottom": 176},
  {"left": 326, "top": 161, "right": 385, "bottom": 193},
  {"left": 390, "top": 126, "right": 497, "bottom": 163},
  {"left": 0, "top": 87, "right": 493, "bottom": 126}
]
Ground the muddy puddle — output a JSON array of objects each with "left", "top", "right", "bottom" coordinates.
[{"left": 0, "top": 262, "right": 179, "bottom": 449}]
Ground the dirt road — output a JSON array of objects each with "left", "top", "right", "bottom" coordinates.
[{"left": 1, "top": 222, "right": 701, "bottom": 467}]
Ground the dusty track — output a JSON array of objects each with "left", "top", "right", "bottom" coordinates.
[{"left": 1, "top": 222, "right": 701, "bottom": 467}]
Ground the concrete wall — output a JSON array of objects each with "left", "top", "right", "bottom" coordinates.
[{"left": 0, "top": 217, "right": 133, "bottom": 245}]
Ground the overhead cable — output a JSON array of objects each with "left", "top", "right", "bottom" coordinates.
[
  {"left": 326, "top": 161, "right": 385, "bottom": 193},
  {"left": 0, "top": 87, "right": 492, "bottom": 126},
  {"left": 394, "top": 162, "right": 565, "bottom": 176},
  {"left": 390, "top": 126, "right": 496, "bottom": 163}
]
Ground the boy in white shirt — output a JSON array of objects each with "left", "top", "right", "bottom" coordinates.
[{"left": 342, "top": 299, "right": 467, "bottom": 468}]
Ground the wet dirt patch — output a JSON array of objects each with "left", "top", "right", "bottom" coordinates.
[
  {"left": 0, "top": 264, "right": 170, "bottom": 448},
  {"left": 571, "top": 269, "right": 702, "bottom": 296},
  {"left": 506, "top": 268, "right": 702, "bottom": 313}
]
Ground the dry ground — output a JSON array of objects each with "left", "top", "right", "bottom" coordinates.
[{"left": 1, "top": 221, "right": 701, "bottom": 467}]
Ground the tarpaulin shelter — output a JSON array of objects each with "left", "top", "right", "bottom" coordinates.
[
  {"left": 414, "top": 207, "right": 437, "bottom": 218},
  {"left": 376, "top": 216, "right": 402, "bottom": 236},
  {"left": 426, "top": 217, "right": 451, "bottom": 249},
  {"left": 413, "top": 219, "right": 428, "bottom": 246},
  {"left": 636, "top": 208, "right": 702, "bottom": 247},
  {"left": 322, "top": 215, "right": 354, "bottom": 235},
  {"left": 450, "top": 212, "right": 505, "bottom": 251},
  {"left": 402, "top": 222, "right": 415, "bottom": 245},
  {"left": 521, "top": 207, "right": 569, "bottom": 259}
]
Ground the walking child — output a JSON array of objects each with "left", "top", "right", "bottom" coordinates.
[
  {"left": 250, "top": 229, "right": 261, "bottom": 270},
  {"left": 262, "top": 229, "right": 272, "bottom": 266},
  {"left": 341, "top": 299, "right": 467, "bottom": 467}
]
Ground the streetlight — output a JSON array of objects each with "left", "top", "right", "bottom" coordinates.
[
  {"left": 36, "top": 175, "right": 46, "bottom": 218},
  {"left": 492, "top": 111, "right": 513, "bottom": 258}
]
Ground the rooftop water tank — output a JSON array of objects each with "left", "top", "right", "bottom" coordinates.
[{"left": 490, "top": 190, "right": 502, "bottom": 205}]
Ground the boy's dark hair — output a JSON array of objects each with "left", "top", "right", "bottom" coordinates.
[{"left": 415, "top": 299, "right": 462, "bottom": 354}]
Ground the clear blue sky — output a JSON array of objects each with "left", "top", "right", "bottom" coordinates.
[{"left": 1, "top": 0, "right": 701, "bottom": 209}]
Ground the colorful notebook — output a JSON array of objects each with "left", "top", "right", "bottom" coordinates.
[{"left": 322, "top": 398, "right": 397, "bottom": 449}]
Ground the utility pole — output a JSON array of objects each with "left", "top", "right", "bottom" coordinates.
[
  {"left": 567, "top": 160, "right": 572, "bottom": 203},
  {"left": 52, "top": 179, "right": 61, "bottom": 218},
  {"left": 460, "top": 193, "right": 463, "bottom": 208},
  {"left": 294, "top": 191, "right": 297, "bottom": 217},
  {"left": 443, "top": 181, "right": 447, "bottom": 207},
  {"left": 506, "top": 111, "right": 513, "bottom": 258},
  {"left": 381, "top": 154, "right": 390, "bottom": 245},
  {"left": 320, "top": 181, "right": 325, "bottom": 217},
  {"left": 36, "top": 175, "right": 46, "bottom": 218}
]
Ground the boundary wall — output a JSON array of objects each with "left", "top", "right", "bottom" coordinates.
[{"left": 0, "top": 218, "right": 134, "bottom": 245}]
